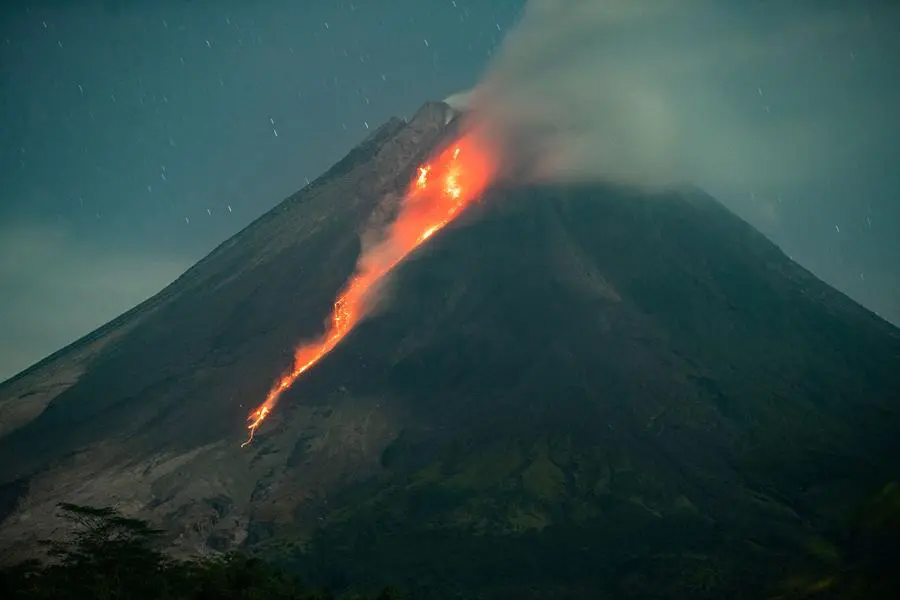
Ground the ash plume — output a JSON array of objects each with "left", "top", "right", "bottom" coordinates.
[{"left": 460, "top": 0, "right": 899, "bottom": 201}]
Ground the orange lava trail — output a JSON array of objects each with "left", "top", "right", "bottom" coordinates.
[{"left": 242, "top": 132, "right": 497, "bottom": 447}]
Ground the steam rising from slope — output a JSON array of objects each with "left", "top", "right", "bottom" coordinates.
[{"left": 463, "top": 0, "right": 897, "bottom": 198}]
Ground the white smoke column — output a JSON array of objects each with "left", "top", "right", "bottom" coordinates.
[
  {"left": 466, "top": 0, "right": 695, "bottom": 187},
  {"left": 464, "top": 0, "right": 897, "bottom": 200}
]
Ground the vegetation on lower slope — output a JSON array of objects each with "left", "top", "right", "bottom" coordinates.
[
  {"left": 0, "top": 504, "right": 405, "bottom": 600},
  {"left": 2, "top": 478, "right": 898, "bottom": 600},
  {"left": 264, "top": 431, "right": 900, "bottom": 600}
]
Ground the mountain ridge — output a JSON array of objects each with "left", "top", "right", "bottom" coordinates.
[
  {"left": 0, "top": 100, "right": 898, "bottom": 599},
  {"left": 0, "top": 100, "right": 460, "bottom": 546}
]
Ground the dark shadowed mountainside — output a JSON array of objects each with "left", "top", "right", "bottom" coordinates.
[{"left": 0, "top": 101, "right": 898, "bottom": 599}]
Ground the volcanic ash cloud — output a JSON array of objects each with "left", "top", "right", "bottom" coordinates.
[{"left": 460, "top": 0, "right": 895, "bottom": 198}]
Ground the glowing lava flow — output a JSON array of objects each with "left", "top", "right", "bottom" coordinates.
[{"left": 242, "top": 132, "right": 496, "bottom": 447}]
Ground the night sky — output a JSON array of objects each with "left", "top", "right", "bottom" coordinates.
[{"left": 1, "top": 0, "right": 898, "bottom": 382}]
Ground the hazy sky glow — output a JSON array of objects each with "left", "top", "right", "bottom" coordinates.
[{"left": 1, "top": 0, "right": 898, "bottom": 381}]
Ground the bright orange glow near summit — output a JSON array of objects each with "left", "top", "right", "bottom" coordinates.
[{"left": 242, "top": 131, "right": 497, "bottom": 447}]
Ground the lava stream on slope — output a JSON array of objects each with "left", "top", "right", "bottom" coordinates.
[{"left": 242, "top": 132, "right": 497, "bottom": 447}]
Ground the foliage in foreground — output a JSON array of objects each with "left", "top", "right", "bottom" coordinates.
[
  {"left": 0, "top": 503, "right": 403, "bottom": 600},
  {"left": 2, "top": 490, "right": 899, "bottom": 600}
]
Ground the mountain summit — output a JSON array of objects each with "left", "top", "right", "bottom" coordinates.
[{"left": 1, "top": 101, "right": 898, "bottom": 599}]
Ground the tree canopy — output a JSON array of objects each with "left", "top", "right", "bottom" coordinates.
[{"left": 0, "top": 503, "right": 405, "bottom": 600}]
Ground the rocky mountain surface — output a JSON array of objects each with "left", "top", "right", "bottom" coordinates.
[{"left": 1, "top": 100, "right": 898, "bottom": 599}]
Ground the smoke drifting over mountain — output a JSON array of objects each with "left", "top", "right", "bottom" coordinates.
[
  {"left": 449, "top": 0, "right": 900, "bottom": 325},
  {"left": 464, "top": 0, "right": 898, "bottom": 197}
]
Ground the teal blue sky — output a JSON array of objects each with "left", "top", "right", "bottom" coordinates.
[{"left": 0, "top": 0, "right": 898, "bottom": 381}]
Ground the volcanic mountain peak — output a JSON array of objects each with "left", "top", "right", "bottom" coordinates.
[
  {"left": 0, "top": 100, "right": 459, "bottom": 549},
  {"left": 1, "top": 101, "right": 898, "bottom": 598}
]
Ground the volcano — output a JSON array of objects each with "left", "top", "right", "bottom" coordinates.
[{"left": 1, "top": 101, "right": 898, "bottom": 599}]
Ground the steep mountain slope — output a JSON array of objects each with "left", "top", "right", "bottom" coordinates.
[
  {"left": 0, "top": 100, "right": 460, "bottom": 551},
  {"left": 1, "top": 101, "right": 898, "bottom": 598},
  {"left": 258, "top": 180, "right": 899, "bottom": 598}
]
